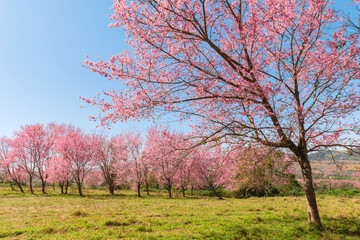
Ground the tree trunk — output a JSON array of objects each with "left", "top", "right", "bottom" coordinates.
[
  {"left": 298, "top": 153, "right": 322, "bottom": 229},
  {"left": 60, "top": 183, "right": 64, "bottom": 194},
  {"left": 245, "top": 188, "right": 249, "bottom": 198},
  {"left": 264, "top": 188, "right": 269, "bottom": 197},
  {"left": 29, "top": 175, "right": 34, "bottom": 194},
  {"left": 14, "top": 180, "right": 24, "bottom": 193},
  {"left": 109, "top": 185, "right": 115, "bottom": 195},
  {"left": 9, "top": 181, "right": 14, "bottom": 191},
  {"left": 18, "top": 183, "right": 24, "bottom": 193},
  {"left": 65, "top": 181, "right": 69, "bottom": 194},
  {"left": 191, "top": 186, "right": 194, "bottom": 195},
  {"left": 146, "top": 181, "right": 150, "bottom": 195},
  {"left": 181, "top": 186, "right": 186, "bottom": 197},
  {"left": 77, "top": 183, "right": 83, "bottom": 196},
  {"left": 41, "top": 180, "right": 46, "bottom": 194},
  {"left": 210, "top": 184, "right": 223, "bottom": 200},
  {"left": 52, "top": 183, "right": 55, "bottom": 190},
  {"left": 268, "top": 183, "right": 272, "bottom": 196},
  {"left": 137, "top": 183, "right": 141, "bottom": 197},
  {"left": 167, "top": 184, "right": 172, "bottom": 198}
]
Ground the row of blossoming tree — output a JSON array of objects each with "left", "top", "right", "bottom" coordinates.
[{"left": 0, "top": 123, "right": 295, "bottom": 199}]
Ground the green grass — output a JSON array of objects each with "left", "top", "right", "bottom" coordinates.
[{"left": 0, "top": 186, "right": 360, "bottom": 239}]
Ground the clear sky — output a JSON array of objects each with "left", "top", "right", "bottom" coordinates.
[
  {"left": 0, "top": 0, "right": 153, "bottom": 136},
  {"left": 0, "top": 0, "right": 358, "bottom": 137}
]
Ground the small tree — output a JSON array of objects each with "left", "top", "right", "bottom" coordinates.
[
  {"left": 122, "top": 132, "right": 148, "bottom": 197},
  {"left": 232, "top": 146, "right": 294, "bottom": 197},
  {"left": 48, "top": 155, "right": 72, "bottom": 194},
  {"left": 145, "top": 127, "right": 186, "bottom": 198},
  {"left": 92, "top": 134, "right": 127, "bottom": 195},
  {"left": 10, "top": 124, "right": 52, "bottom": 194},
  {"left": 84, "top": 170, "right": 104, "bottom": 189},
  {"left": 191, "top": 146, "right": 233, "bottom": 200},
  {"left": 175, "top": 154, "right": 193, "bottom": 197},
  {"left": 0, "top": 137, "right": 26, "bottom": 192},
  {"left": 55, "top": 126, "right": 94, "bottom": 196}
]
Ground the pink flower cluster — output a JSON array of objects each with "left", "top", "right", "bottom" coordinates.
[{"left": 1, "top": 123, "right": 297, "bottom": 198}]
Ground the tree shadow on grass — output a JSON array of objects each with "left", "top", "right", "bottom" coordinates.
[
  {"left": 84, "top": 193, "right": 136, "bottom": 199},
  {"left": 215, "top": 214, "right": 360, "bottom": 240},
  {"left": 323, "top": 216, "right": 360, "bottom": 237}
]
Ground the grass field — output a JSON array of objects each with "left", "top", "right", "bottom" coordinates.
[{"left": 1, "top": 186, "right": 360, "bottom": 239}]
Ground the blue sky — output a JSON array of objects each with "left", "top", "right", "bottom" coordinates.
[
  {"left": 0, "top": 0, "right": 153, "bottom": 136},
  {"left": 0, "top": 0, "right": 358, "bottom": 137}
]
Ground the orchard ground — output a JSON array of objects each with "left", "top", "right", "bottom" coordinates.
[{"left": 1, "top": 185, "right": 360, "bottom": 239}]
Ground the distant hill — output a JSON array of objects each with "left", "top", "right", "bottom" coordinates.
[
  {"left": 308, "top": 151, "right": 360, "bottom": 162},
  {"left": 293, "top": 151, "right": 360, "bottom": 177}
]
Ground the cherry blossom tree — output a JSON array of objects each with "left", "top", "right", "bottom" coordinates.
[
  {"left": 9, "top": 124, "right": 52, "bottom": 194},
  {"left": 37, "top": 123, "right": 60, "bottom": 193},
  {"left": 113, "top": 160, "right": 132, "bottom": 190},
  {"left": 175, "top": 153, "right": 193, "bottom": 197},
  {"left": 191, "top": 146, "right": 234, "bottom": 200},
  {"left": 0, "top": 137, "right": 10, "bottom": 186},
  {"left": 92, "top": 134, "right": 128, "bottom": 195},
  {"left": 0, "top": 137, "right": 26, "bottom": 192},
  {"left": 9, "top": 132, "right": 35, "bottom": 194},
  {"left": 143, "top": 167, "right": 155, "bottom": 196},
  {"left": 55, "top": 126, "right": 95, "bottom": 196},
  {"left": 145, "top": 127, "right": 186, "bottom": 198},
  {"left": 47, "top": 155, "right": 72, "bottom": 194},
  {"left": 46, "top": 123, "right": 72, "bottom": 194},
  {"left": 84, "top": 170, "right": 104, "bottom": 188},
  {"left": 188, "top": 169, "right": 201, "bottom": 196},
  {"left": 2, "top": 163, "right": 27, "bottom": 193},
  {"left": 123, "top": 131, "right": 150, "bottom": 197},
  {"left": 84, "top": 0, "right": 360, "bottom": 227}
]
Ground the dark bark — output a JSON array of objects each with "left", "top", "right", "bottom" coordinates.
[
  {"left": 298, "top": 153, "right": 322, "bottom": 229},
  {"left": 137, "top": 183, "right": 141, "bottom": 197},
  {"left": 77, "top": 182, "right": 84, "bottom": 196},
  {"left": 181, "top": 186, "right": 186, "bottom": 197},
  {"left": 210, "top": 184, "right": 223, "bottom": 200},
  {"left": 109, "top": 185, "right": 115, "bottom": 195},
  {"left": 167, "top": 184, "right": 172, "bottom": 198},
  {"left": 14, "top": 180, "right": 24, "bottom": 193},
  {"left": 52, "top": 183, "right": 55, "bottom": 190},
  {"left": 41, "top": 180, "right": 47, "bottom": 194},
  {"left": 145, "top": 181, "right": 150, "bottom": 195},
  {"left": 29, "top": 175, "right": 34, "bottom": 194},
  {"left": 65, "top": 181, "right": 69, "bottom": 194},
  {"left": 18, "top": 184, "right": 24, "bottom": 193},
  {"left": 9, "top": 181, "right": 14, "bottom": 190},
  {"left": 106, "top": 178, "right": 115, "bottom": 195},
  {"left": 191, "top": 186, "right": 194, "bottom": 195},
  {"left": 60, "top": 183, "right": 64, "bottom": 194}
]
